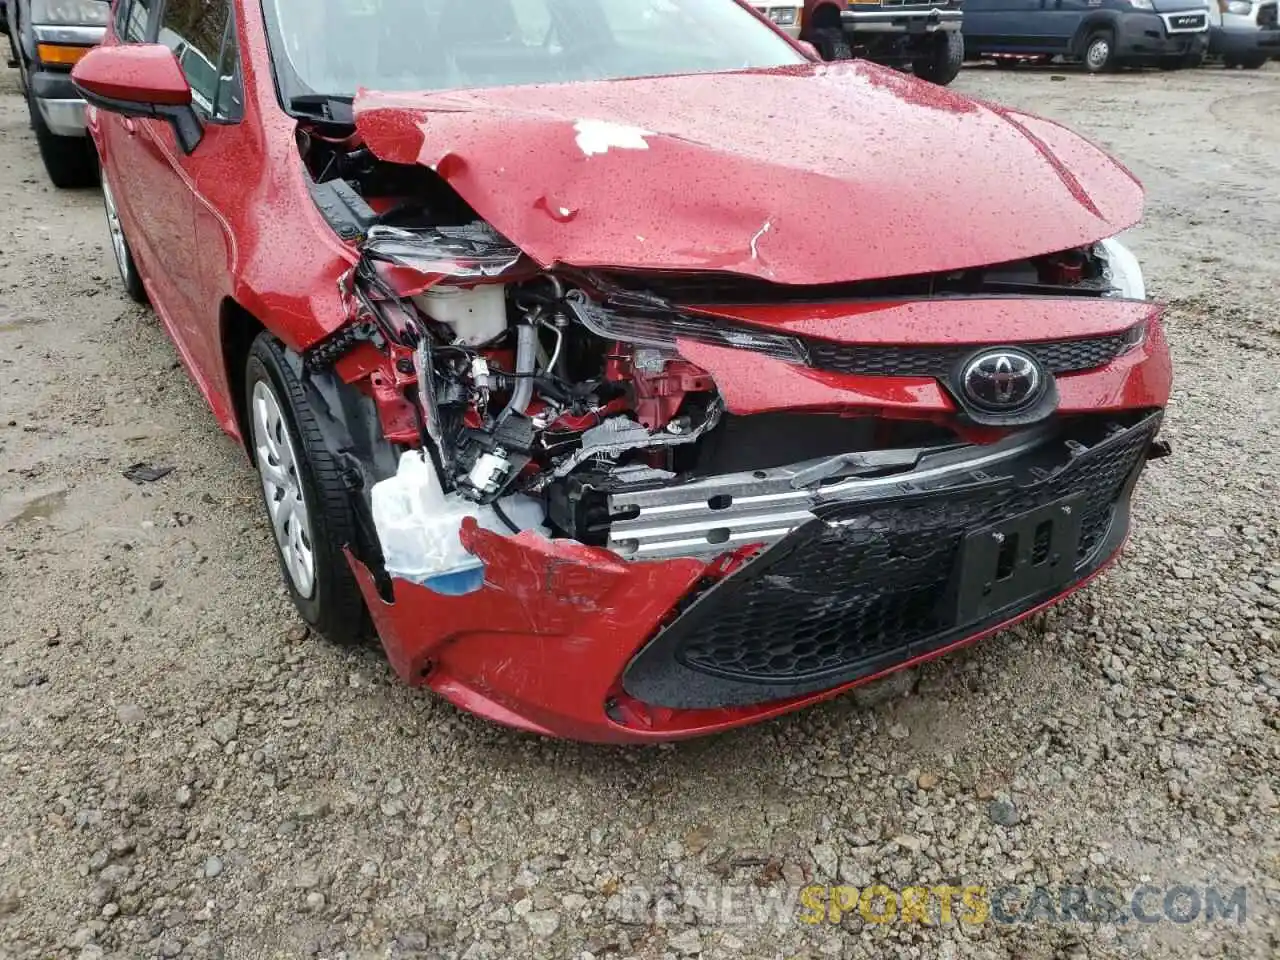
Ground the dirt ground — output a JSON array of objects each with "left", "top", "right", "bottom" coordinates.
[{"left": 1, "top": 61, "right": 1278, "bottom": 960}]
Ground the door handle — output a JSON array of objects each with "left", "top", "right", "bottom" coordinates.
[{"left": 124, "top": 118, "right": 137, "bottom": 136}]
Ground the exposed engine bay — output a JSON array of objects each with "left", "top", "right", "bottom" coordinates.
[{"left": 298, "top": 137, "right": 1147, "bottom": 585}]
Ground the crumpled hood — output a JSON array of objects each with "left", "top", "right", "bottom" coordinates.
[{"left": 353, "top": 61, "right": 1143, "bottom": 286}]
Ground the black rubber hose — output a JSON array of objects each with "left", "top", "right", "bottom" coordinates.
[{"left": 491, "top": 500, "right": 521, "bottom": 535}]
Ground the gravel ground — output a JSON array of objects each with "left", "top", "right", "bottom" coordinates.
[{"left": 1, "top": 61, "right": 1279, "bottom": 960}]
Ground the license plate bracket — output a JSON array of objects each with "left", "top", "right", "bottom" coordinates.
[{"left": 954, "top": 495, "right": 1085, "bottom": 623}]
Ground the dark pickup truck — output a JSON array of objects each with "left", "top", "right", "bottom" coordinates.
[
  {"left": 801, "top": 0, "right": 966, "bottom": 85},
  {"left": 7, "top": 0, "right": 107, "bottom": 187}
]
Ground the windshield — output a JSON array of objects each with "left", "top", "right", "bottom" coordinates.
[{"left": 262, "top": 0, "right": 805, "bottom": 106}]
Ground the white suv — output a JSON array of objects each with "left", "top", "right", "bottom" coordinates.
[
  {"left": 753, "top": 2, "right": 802, "bottom": 37},
  {"left": 1208, "top": 0, "right": 1280, "bottom": 67}
]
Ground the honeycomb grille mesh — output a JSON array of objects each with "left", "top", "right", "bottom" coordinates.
[
  {"left": 805, "top": 332, "right": 1130, "bottom": 379},
  {"left": 674, "top": 420, "right": 1156, "bottom": 684}
]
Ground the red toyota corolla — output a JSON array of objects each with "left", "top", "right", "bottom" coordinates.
[{"left": 74, "top": 0, "right": 1170, "bottom": 742}]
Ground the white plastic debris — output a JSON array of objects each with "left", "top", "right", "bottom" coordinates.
[
  {"left": 573, "top": 118, "right": 652, "bottom": 157},
  {"left": 370, "top": 452, "right": 548, "bottom": 596},
  {"left": 371, "top": 451, "right": 486, "bottom": 595}
]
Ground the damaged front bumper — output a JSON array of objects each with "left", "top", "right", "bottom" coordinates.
[{"left": 349, "top": 409, "right": 1164, "bottom": 742}]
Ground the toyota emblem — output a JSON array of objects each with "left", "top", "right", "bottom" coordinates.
[{"left": 961, "top": 349, "right": 1045, "bottom": 412}]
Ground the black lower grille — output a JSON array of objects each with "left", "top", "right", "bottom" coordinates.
[
  {"left": 805, "top": 331, "right": 1131, "bottom": 379},
  {"left": 623, "top": 414, "right": 1160, "bottom": 708}
]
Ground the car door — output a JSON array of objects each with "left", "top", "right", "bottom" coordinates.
[
  {"left": 132, "top": 0, "right": 242, "bottom": 386},
  {"left": 172, "top": 0, "right": 248, "bottom": 395},
  {"left": 960, "top": 0, "right": 1008, "bottom": 49},
  {"left": 1038, "top": 0, "right": 1090, "bottom": 51},
  {"left": 967, "top": 0, "right": 1055, "bottom": 53},
  {"left": 98, "top": 0, "right": 176, "bottom": 293}
]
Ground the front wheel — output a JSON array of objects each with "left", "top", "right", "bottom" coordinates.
[
  {"left": 1083, "top": 30, "right": 1116, "bottom": 73},
  {"left": 101, "top": 173, "right": 147, "bottom": 304},
  {"left": 912, "top": 32, "right": 964, "bottom": 85},
  {"left": 27, "top": 84, "right": 98, "bottom": 189},
  {"left": 1159, "top": 51, "right": 1204, "bottom": 70},
  {"left": 1239, "top": 54, "right": 1268, "bottom": 69},
  {"left": 810, "top": 26, "right": 853, "bottom": 61},
  {"left": 246, "top": 334, "right": 367, "bottom": 645},
  {"left": 5, "top": 27, "right": 19, "bottom": 71}
]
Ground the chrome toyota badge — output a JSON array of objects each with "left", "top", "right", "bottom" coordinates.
[{"left": 961, "top": 349, "right": 1044, "bottom": 412}]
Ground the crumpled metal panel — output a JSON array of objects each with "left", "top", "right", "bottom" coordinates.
[{"left": 354, "top": 61, "right": 1144, "bottom": 286}]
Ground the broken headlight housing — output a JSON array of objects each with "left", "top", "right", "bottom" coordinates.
[
  {"left": 1096, "top": 237, "right": 1146, "bottom": 301},
  {"left": 565, "top": 292, "right": 809, "bottom": 365}
]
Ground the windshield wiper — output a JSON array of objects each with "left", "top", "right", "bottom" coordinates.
[{"left": 288, "top": 94, "right": 355, "bottom": 123}]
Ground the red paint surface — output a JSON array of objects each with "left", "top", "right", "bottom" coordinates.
[
  {"left": 87, "top": 0, "right": 1171, "bottom": 741},
  {"left": 679, "top": 339, "right": 955, "bottom": 416},
  {"left": 351, "top": 531, "right": 1131, "bottom": 743},
  {"left": 72, "top": 43, "right": 193, "bottom": 107},
  {"left": 677, "top": 331, "right": 1169, "bottom": 420},
  {"left": 355, "top": 63, "right": 1143, "bottom": 286},
  {"left": 697, "top": 297, "right": 1158, "bottom": 344},
  {"left": 609, "top": 352, "right": 716, "bottom": 431}
]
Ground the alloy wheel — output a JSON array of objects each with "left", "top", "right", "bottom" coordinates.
[
  {"left": 251, "top": 379, "right": 317, "bottom": 599},
  {"left": 1087, "top": 39, "right": 1110, "bottom": 70},
  {"left": 101, "top": 175, "right": 133, "bottom": 288}
]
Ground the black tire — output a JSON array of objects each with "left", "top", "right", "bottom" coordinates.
[
  {"left": 245, "top": 333, "right": 367, "bottom": 645},
  {"left": 1082, "top": 30, "right": 1116, "bottom": 74},
  {"left": 101, "top": 173, "right": 148, "bottom": 305},
  {"left": 811, "top": 26, "right": 852, "bottom": 61},
  {"left": 1240, "top": 54, "right": 1267, "bottom": 69},
  {"left": 27, "top": 84, "right": 98, "bottom": 189},
  {"left": 912, "top": 32, "right": 964, "bottom": 85},
  {"left": 1159, "top": 51, "right": 1204, "bottom": 70}
]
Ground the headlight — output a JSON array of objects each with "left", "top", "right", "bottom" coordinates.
[
  {"left": 29, "top": 0, "right": 108, "bottom": 24},
  {"left": 1096, "top": 237, "right": 1146, "bottom": 300},
  {"left": 1223, "top": 0, "right": 1252, "bottom": 12},
  {"left": 1126, "top": 0, "right": 1155, "bottom": 9},
  {"left": 564, "top": 293, "right": 809, "bottom": 365},
  {"left": 769, "top": 7, "right": 799, "bottom": 25}
]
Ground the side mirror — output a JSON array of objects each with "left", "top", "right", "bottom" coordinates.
[{"left": 71, "top": 44, "right": 203, "bottom": 154}]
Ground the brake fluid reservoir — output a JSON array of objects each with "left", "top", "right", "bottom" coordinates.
[{"left": 414, "top": 284, "right": 508, "bottom": 345}]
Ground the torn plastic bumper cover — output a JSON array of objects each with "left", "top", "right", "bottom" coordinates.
[
  {"left": 350, "top": 410, "right": 1162, "bottom": 738},
  {"left": 623, "top": 410, "right": 1162, "bottom": 709}
]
